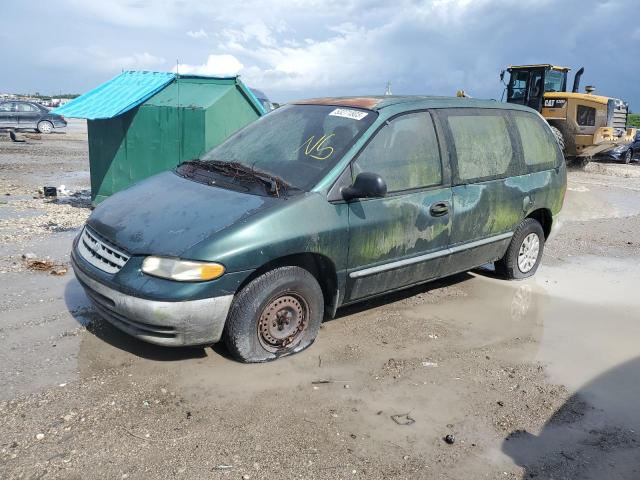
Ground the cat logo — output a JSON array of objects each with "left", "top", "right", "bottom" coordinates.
[{"left": 544, "top": 99, "right": 566, "bottom": 108}]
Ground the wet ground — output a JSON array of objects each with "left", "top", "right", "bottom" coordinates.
[{"left": 1, "top": 122, "right": 639, "bottom": 479}]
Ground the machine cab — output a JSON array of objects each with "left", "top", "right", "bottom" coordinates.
[{"left": 505, "top": 64, "right": 569, "bottom": 111}]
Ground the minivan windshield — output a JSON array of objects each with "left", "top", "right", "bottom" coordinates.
[{"left": 200, "top": 104, "right": 377, "bottom": 191}]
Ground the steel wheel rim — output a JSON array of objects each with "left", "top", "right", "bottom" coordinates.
[
  {"left": 257, "top": 293, "right": 308, "bottom": 353},
  {"left": 39, "top": 122, "right": 52, "bottom": 133},
  {"left": 517, "top": 233, "right": 540, "bottom": 273}
]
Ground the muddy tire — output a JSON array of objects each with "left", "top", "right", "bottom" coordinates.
[
  {"left": 495, "top": 218, "right": 545, "bottom": 280},
  {"left": 623, "top": 149, "right": 632, "bottom": 164},
  {"left": 549, "top": 125, "right": 565, "bottom": 153},
  {"left": 37, "top": 120, "right": 53, "bottom": 134},
  {"left": 223, "top": 266, "right": 324, "bottom": 363}
]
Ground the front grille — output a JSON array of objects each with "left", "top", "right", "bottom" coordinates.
[
  {"left": 610, "top": 100, "right": 629, "bottom": 130},
  {"left": 77, "top": 227, "right": 129, "bottom": 274}
]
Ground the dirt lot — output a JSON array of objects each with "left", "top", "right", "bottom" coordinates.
[{"left": 1, "top": 121, "right": 640, "bottom": 479}]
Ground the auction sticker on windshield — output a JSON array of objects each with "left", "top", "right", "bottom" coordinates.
[{"left": 328, "top": 108, "right": 369, "bottom": 120}]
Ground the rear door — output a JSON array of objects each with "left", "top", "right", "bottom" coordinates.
[
  {"left": 17, "top": 103, "right": 41, "bottom": 128},
  {"left": 434, "top": 108, "right": 526, "bottom": 275},
  {"left": 345, "top": 111, "right": 452, "bottom": 301}
]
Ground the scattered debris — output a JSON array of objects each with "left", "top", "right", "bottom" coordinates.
[
  {"left": 35, "top": 433, "right": 45, "bottom": 441},
  {"left": 213, "top": 465, "right": 234, "bottom": 471},
  {"left": 43, "top": 186, "right": 57, "bottom": 198},
  {"left": 390, "top": 413, "right": 415, "bottom": 426},
  {"left": 444, "top": 434, "right": 455, "bottom": 445},
  {"left": 22, "top": 257, "right": 68, "bottom": 276},
  {"left": 9, "top": 131, "right": 26, "bottom": 143},
  {"left": 311, "top": 379, "right": 352, "bottom": 385},
  {"left": 422, "top": 361, "right": 438, "bottom": 367},
  {"left": 497, "top": 401, "right": 505, "bottom": 407}
]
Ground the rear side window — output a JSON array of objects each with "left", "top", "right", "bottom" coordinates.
[
  {"left": 512, "top": 112, "right": 559, "bottom": 170},
  {"left": 444, "top": 110, "right": 514, "bottom": 183},
  {"left": 17, "top": 103, "right": 36, "bottom": 112},
  {"left": 352, "top": 112, "right": 442, "bottom": 192}
]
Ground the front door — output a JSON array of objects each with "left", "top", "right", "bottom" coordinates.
[
  {"left": 526, "top": 69, "right": 545, "bottom": 112},
  {"left": 434, "top": 108, "right": 526, "bottom": 275},
  {"left": 345, "top": 111, "right": 451, "bottom": 301},
  {"left": 0, "top": 102, "right": 17, "bottom": 127}
]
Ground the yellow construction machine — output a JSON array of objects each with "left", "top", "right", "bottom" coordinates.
[{"left": 501, "top": 64, "right": 636, "bottom": 164}]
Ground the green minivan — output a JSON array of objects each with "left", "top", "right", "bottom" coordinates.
[{"left": 71, "top": 96, "right": 566, "bottom": 362}]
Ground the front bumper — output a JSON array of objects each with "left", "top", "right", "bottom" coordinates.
[{"left": 72, "top": 258, "right": 233, "bottom": 346}]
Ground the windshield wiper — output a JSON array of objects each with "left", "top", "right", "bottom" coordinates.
[{"left": 181, "top": 160, "right": 294, "bottom": 197}]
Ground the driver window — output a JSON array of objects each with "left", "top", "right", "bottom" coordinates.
[{"left": 352, "top": 112, "right": 442, "bottom": 192}]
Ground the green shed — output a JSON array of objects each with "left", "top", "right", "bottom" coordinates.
[{"left": 53, "top": 71, "right": 265, "bottom": 204}]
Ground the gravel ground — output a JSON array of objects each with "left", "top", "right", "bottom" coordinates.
[{"left": 1, "top": 123, "right": 639, "bottom": 479}]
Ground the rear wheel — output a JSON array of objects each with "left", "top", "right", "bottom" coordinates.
[
  {"left": 549, "top": 125, "right": 565, "bottom": 153},
  {"left": 223, "top": 266, "right": 324, "bottom": 363},
  {"left": 37, "top": 120, "right": 53, "bottom": 134},
  {"left": 623, "top": 149, "right": 632, "bottom": 164},
  {"left": 495, "top": 218, "right": 545, "bottom": 280}
]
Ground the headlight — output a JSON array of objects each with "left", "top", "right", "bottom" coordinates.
[{"left": 142, "top": 256, "right": 225, "bottom": 281}]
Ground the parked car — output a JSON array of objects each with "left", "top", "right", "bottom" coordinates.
[
  {"left": 0, "top": 100, "right": 67, "bottom": 133},
  {"left": 597, "top": 131, "right": 640, "bottom": 164},
  {"left": 71, "top": 96, "right": 566, "bottom": 362}
]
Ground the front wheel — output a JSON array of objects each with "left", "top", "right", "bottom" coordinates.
[
  {"left": 495, "top": 218, "right": 545, "bottom": 280},
  {"left": 623, "top": 149, "right": 632, "bottom": 164},
  {"left": 223, "top": 266, "right": 324, "bottom": 363},
  {"left": 37, "top": 120, "right": 53, "bottom": 134}
]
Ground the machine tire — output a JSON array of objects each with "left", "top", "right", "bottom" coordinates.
[
  {"left": 37, "top": 121, "right": 53, "bottom": 134},
  {"left": 495, "top": 218, "right": 545, "bottom": 280},
  {"left": 549, "top": 125, "right": 565, "bottom": 153},
  {"left": 223, "top": 266, "right": 324, "bottom": 363},
  {"left": 623, "top": 149, "right": 632, "bottom": 164}
]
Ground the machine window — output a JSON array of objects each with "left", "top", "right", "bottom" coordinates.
[
  {"left": 446, "top": 111, "right": 514, "bottom": 183},
  {"left": 352, "top": 112, "right": 442, "bottom": 192},
  {"left": 577, "top": 105, "right": 596, "bottom": 126},
  {"left": 544, "top": 70, "right": 565, "bottom": 92},
  {"left": 509, "top": 71, "right": 528, "bottom": 100},
  {"left": 513, "top": 113, "right": 559, "bottom": 170}
]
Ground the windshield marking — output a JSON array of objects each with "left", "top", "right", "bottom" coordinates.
[{"left": 296, "top": 134, "right": 335, "bottom": 160}]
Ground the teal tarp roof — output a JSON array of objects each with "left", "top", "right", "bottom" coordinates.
[
  {"left": 52, "top": 71, "right": 265, "bottom": 119},
  {"left": 52, "top": 71, "right": 176, "bottom": 120}
]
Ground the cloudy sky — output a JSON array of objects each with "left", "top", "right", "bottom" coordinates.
[{"left": 2, "top": 0, "right": 639, "bottom": 107}]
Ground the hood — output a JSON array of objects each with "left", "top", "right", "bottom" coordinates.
[{"left": 87, "top": 171, "right": 278, "bottom": 257}]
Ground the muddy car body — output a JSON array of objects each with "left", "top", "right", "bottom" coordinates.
[{"left": 71, "top": 96, "right": 566, "bottom": 362}]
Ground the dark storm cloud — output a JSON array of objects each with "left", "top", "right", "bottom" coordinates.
[{"left": 1, "top": 0, "right": 638, "bottom": 108}]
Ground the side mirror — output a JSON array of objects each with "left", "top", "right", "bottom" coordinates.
[{"left": 342, "top": 172, "right": 387, "bottom": 201}]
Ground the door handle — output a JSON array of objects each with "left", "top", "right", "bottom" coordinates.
[{"left": 429, "top": 202, "right": 449, "bottom": 217}]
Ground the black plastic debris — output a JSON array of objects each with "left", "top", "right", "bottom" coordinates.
[
  {"left": 43, "top": 186, "right": 57, "bottom": 197},
  {"left": 444, "top": 434, "right": 455, "bottom": 445}
]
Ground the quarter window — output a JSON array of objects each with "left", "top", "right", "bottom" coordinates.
[
  {"left": 513, "top": 112, "right": 559, "bottom": 170},
  {"left": 352, "top": 112, "right": 442, "bottom": 192},
  {"left": 446, "top": 111, "right": 514, "bottom": 183},
  {"left": 577, "top": 105, "right": 596, "bottom": 126},
  {"left": 0, "top": 103, "right": 12, "bottom": 112}
]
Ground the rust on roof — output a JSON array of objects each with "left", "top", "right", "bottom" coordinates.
[{"left": 293, "top": 97, "right": 383, "bottom": 109}]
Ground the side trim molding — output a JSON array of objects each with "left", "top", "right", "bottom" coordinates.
[{"left": 349, "top": 231, "right": 513, "bottom": 279}]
